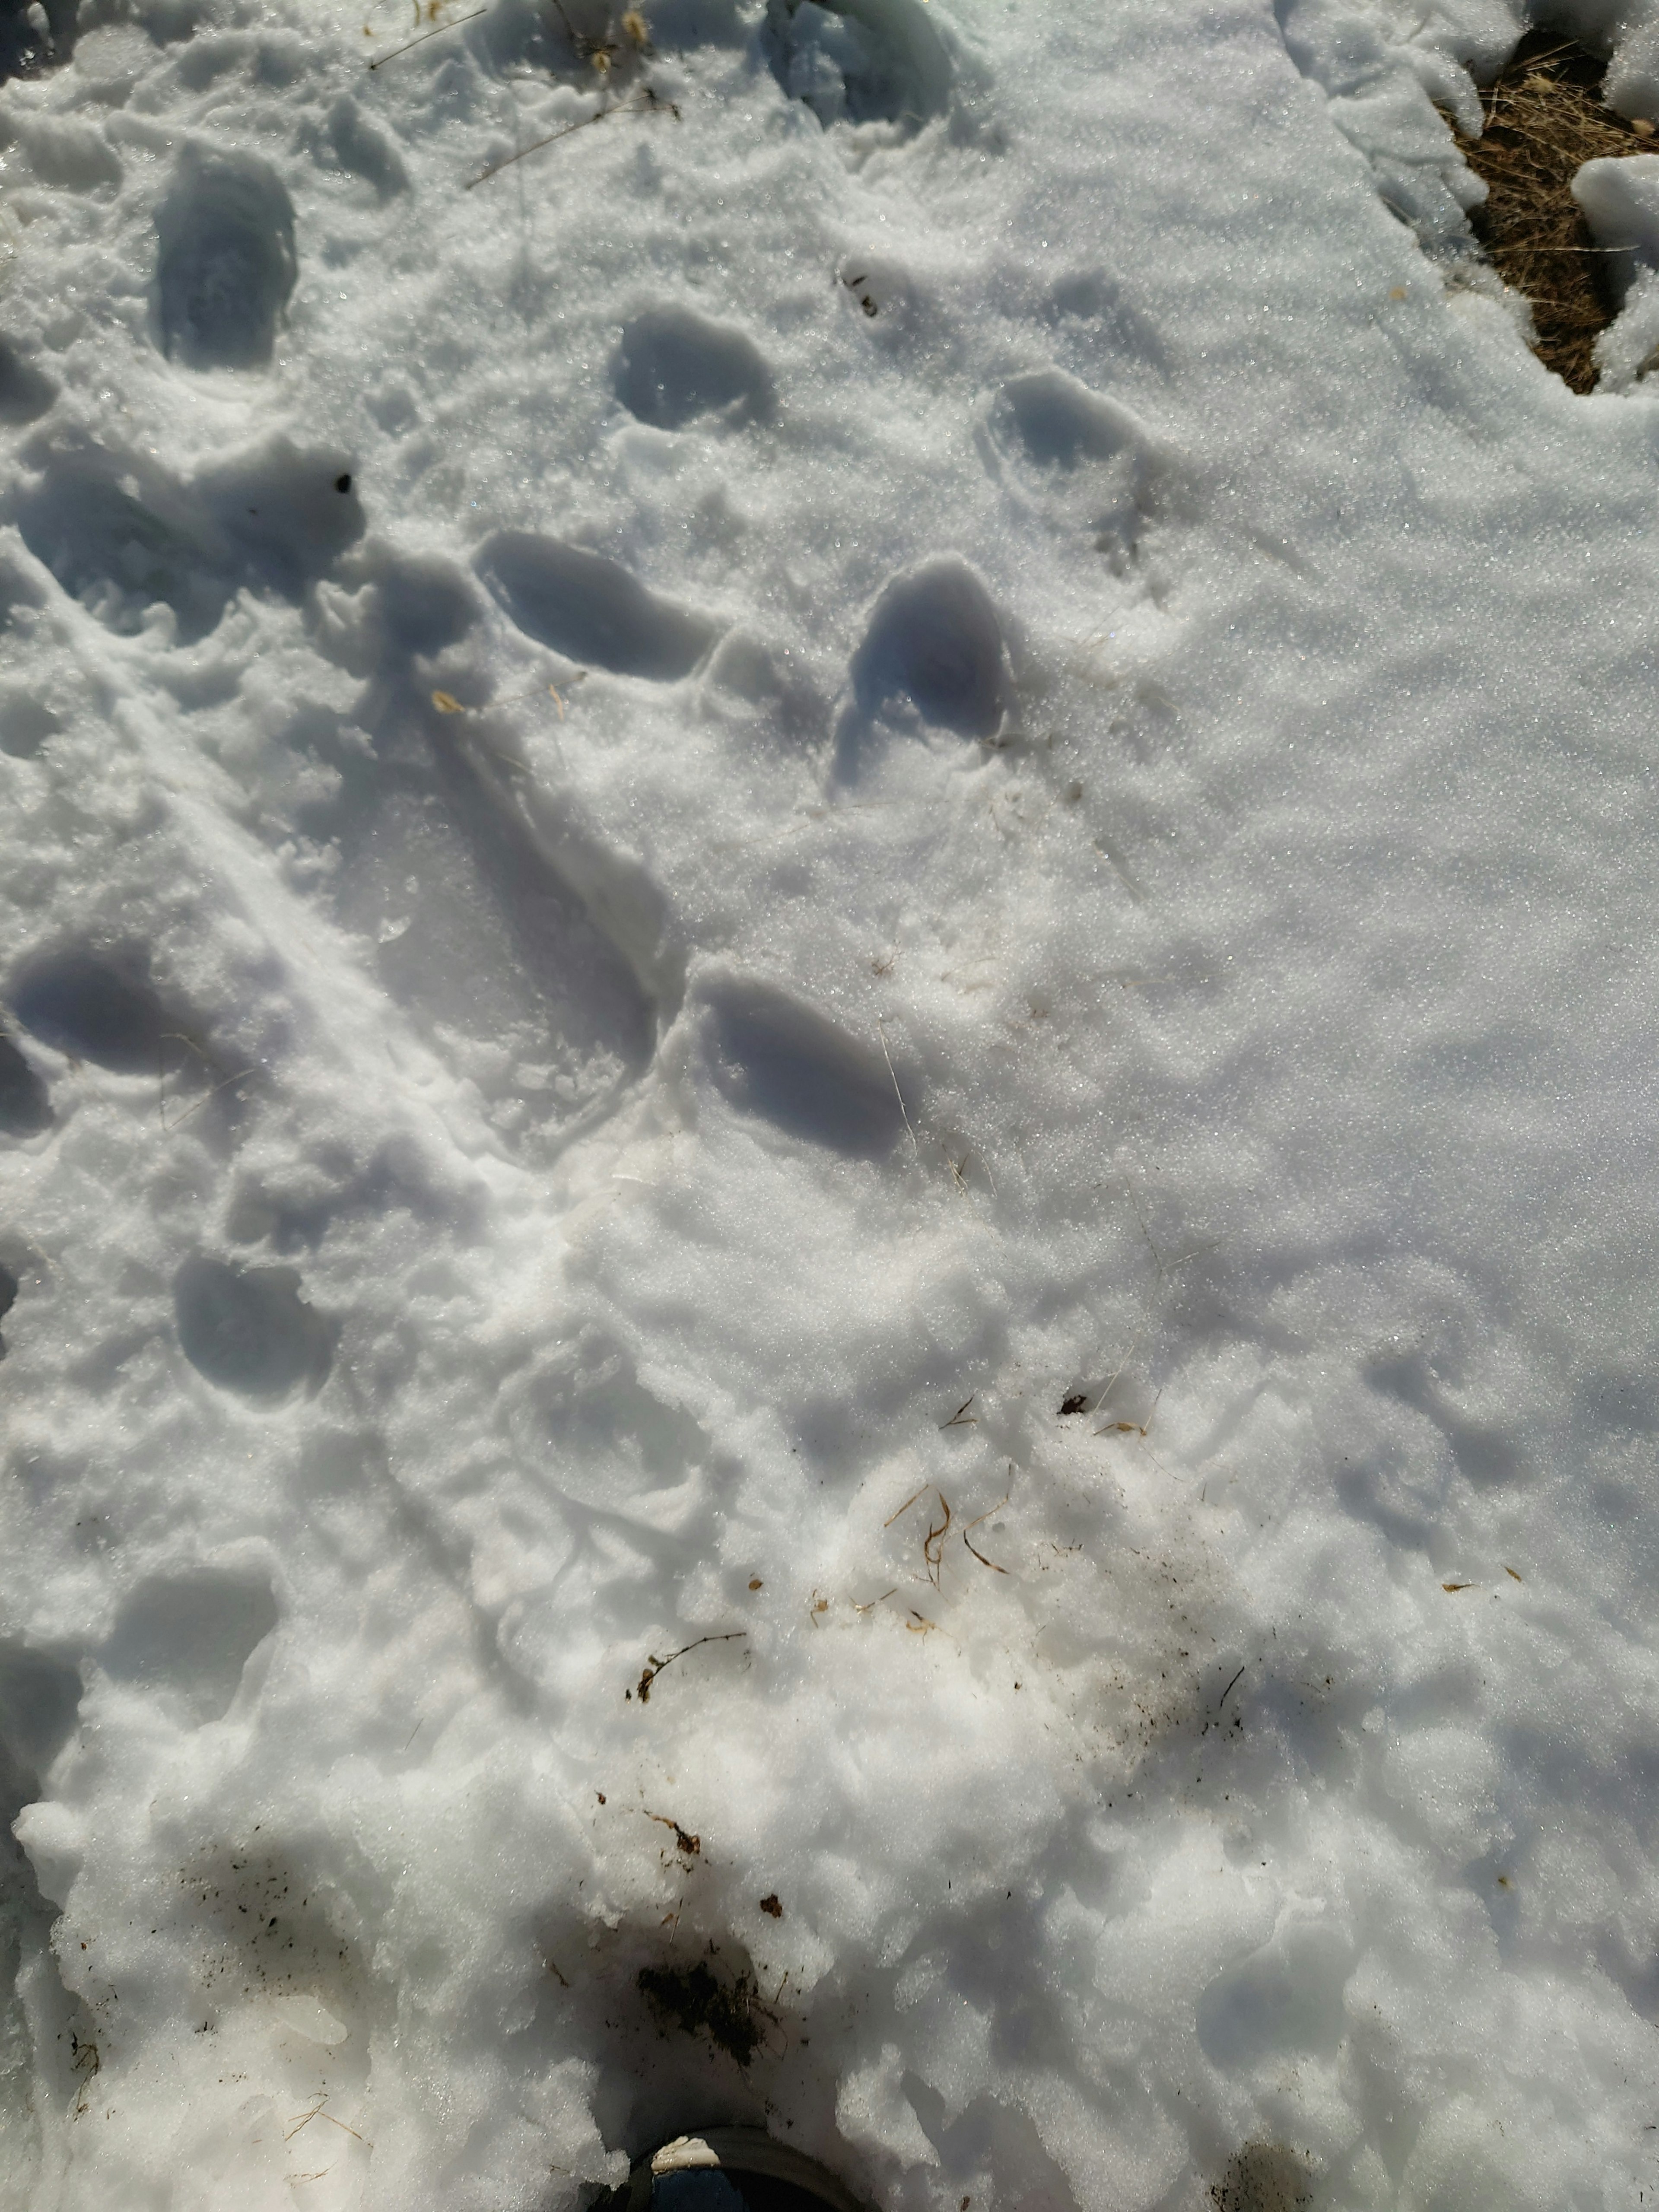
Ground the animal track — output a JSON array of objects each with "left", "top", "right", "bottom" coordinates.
[
  {"left": 705, "top": 981, "right": 907, "bottom": 1158},
  {"left": 763, "top": 0, "right": 952, "bottom": 129},
  {"left": 10, "top": 448, "right": 228, "bottom": 642},
  {"left": 155, "top": 145, "right": 298, "bottom": 372},
  {"left": 849, "top": 556, "right": 1008, "bottom": 741},
  {"left": 998, "top": 369, "right": 1144, "bottom": 471},
  {"left": 1197, "top": 1916, "right": 1351, "bottom": 2069},
  {"left": 102, "top": 1572, "right": 279, "bottom": 1726},
  {"left": 614, "top": 306, "right": 775, "bottom": 430},
  {"left": 477, "top": 531, "right": 715, "bottom": 680},
  {"left": 173, "top": 1257, "right": 335, "bottom": 1402}
]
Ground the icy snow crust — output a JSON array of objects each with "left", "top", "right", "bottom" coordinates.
[{"left": 3, "top": 0, "right": 1659, "bottom": 2206}]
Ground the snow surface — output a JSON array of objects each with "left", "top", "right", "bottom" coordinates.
[{"left": 3, "top": 0, "right": 1659, "bottom": 2207}]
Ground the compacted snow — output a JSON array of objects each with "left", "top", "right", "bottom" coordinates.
[{"left": 3, "top": 0, "right": 1659, "bottom": 2206}]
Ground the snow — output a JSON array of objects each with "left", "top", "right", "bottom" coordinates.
[{"left": 2, "top": 0, "right": 1659, "bottom": 2207}]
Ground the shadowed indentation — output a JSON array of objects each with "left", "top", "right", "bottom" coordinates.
[
  {"left": 103, "top": 1573, "right": 278, "bottom": 1725},
  {"left": 614, "top": 306, "right": 775, "bottom": 429},
  {"left": 10, "top": 456, "right": 231, "bottom": 642},
  {"left": 1368, "top": 1349, "right": 1521, "bottom": 1489},
  {"left": 1197, "top": 1919, "right": 1351, "bottom": 2069},
  {"left": 707, "top": 983, "right": 905, "bottom": 1158},
  {"left": 999, "top": 369, "right": 1145, "bottom": 470},
  {"left": 0, "top": 693, "right": 58, "bottom": 759},
  {"left": 0, "top": 1030, "right": 50, "bottom": 1136},
  {"left": 477, "top": 532, "right": 714, "bottom": 680},
  {"left": 330, "top": 723, "right": 657, "bottom": 1131},
  {"left": 0, "top": 0, "right": 76, "bottom": 83},
  {"left": 156, "top": 145, "right": 297, "bottom": 371},
  {"left": 10, "top": 436, "right": 362, "bottom": 642},
  {"left": 174, "top": 1256, "right": 334, "bottom": 1400},
  {"left": 0, "top": 340, "right": 55, "bottom": 426},
  {"left": 851, "top": 556, "right": 1007, "bottom": 739},
  {"left": 0, "top": 1646, "right": 80, "bottom": 1789},
  {"left": 990, "top": 369, "right": 1163, "bottom": 563},
  {"left": 322, "top": 94, "right": 407, "bottom": 199},
  {"left": 9, "top": 951, "right": 173, "bottom": 1074}
]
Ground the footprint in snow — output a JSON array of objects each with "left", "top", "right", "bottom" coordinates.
[
  {"left": 613, "top": 306, "right": 775, "bottom": 431},
  {"left": 701, "top": 979, "right": 909, "bottom": 1160},
  {"left": 985, "top": 367, "right": 1170, "bottom": 569},
  {"left": 476, "top": 531, "right": 715, "bottom": 681},
  {"left": 835, "top": 555, "right": 1011, "bottom": 775},
  {"left": 155, "top": 145, "right": 297, "bottom": 373}
]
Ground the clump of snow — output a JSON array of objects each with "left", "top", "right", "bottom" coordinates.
[
  {"left": 1576, "top": 149, "right": 1659, "bottom": 297},
  {"left": 3, "top": 0, "right": 1659, "bottom": 2209}
]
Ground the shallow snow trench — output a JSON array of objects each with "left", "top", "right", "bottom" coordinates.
[{"left": 3, "top": 0, "right": 1659, "bottom": 2209}]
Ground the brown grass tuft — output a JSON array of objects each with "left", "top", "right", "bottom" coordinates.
[{"left": 1449, "top": 32, "right": 1656, "bottom": 392}]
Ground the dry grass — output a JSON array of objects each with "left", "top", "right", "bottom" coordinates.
[{"left": 1449, "top": 32, "right": 1656, "bottom": 392}]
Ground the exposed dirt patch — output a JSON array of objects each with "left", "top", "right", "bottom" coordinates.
[
  {"left": 1212, "top": 2142, "right": 1314, "bottom": 2212},
  {"left": 1451, "top": 31, "right": 1655, "bottom": 392},
  {"left": 636, "top": 1958, "right": 766, "bottom": 2066}
]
